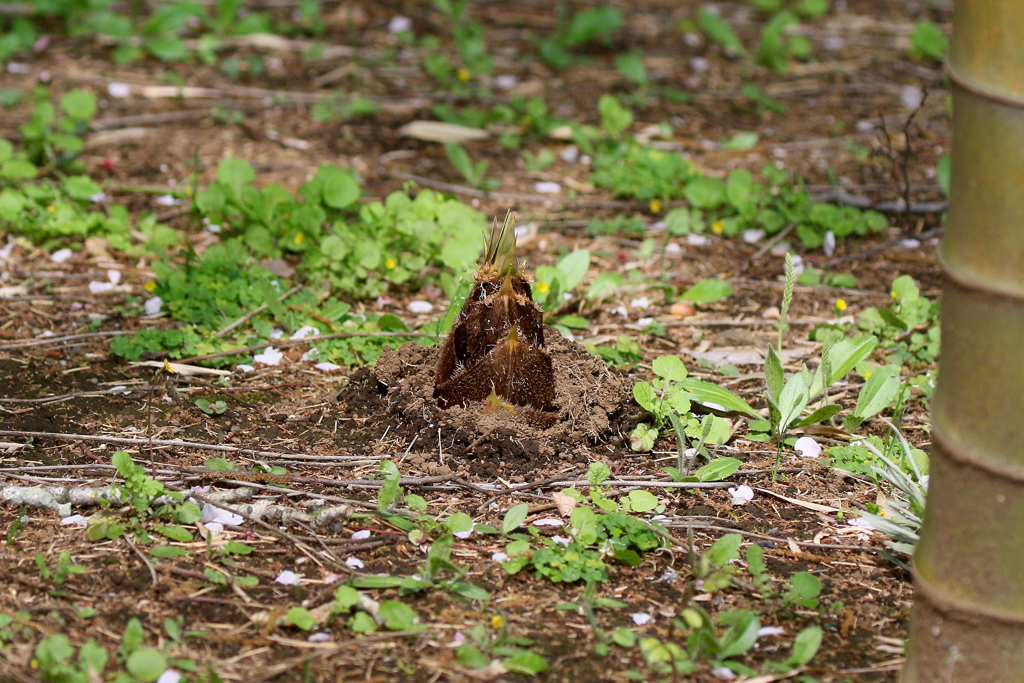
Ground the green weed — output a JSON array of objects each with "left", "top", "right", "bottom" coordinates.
[
  {"left": 909, "top": 21, "right": 948, "bottom": 61},
  {"left": 535, "top": 5, "right": 623, "bottom": 69}
]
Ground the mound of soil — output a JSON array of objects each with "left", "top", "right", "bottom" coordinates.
[{"left": 343, "top": 329, "right": 633, "bottom": 477}]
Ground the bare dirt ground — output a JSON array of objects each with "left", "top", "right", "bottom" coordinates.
[{"left": 0, "top": 1, "right": 949, "bottom": 681}]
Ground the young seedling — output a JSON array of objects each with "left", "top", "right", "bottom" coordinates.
[{"left": 434, "top": 210, "right": 556, "bottom": 419}]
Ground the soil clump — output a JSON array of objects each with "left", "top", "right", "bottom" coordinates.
[{"left": 347, "top": 329, "right": 632, "bottom": 477}]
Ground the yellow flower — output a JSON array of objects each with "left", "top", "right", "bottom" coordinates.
[
  {"left": 834, "top": 298, "right": 847, "bottom": 312},
  {"left": 456, "top": 68, "right": 470, "bottom": 82},
  {"left": 184, "top": 186, "right": 193, "bottom": 197},
  {"left": 491, "top": 616, "right": 504, "bottom": 629},
  {"left": 891, "top": 291, "right": 898, "bottom": 300},
  {"left": 385, "top": 258, "right": 396, "bottom": 269},
  {"left": 294, "top": 232, "right": 304, "bottom": 245},
  {"left": 864, "top": 371, "right": 872, "bottom": 379},
  {"left": 536, "top": 281, "right": 549, "bottom": 293},
  {"left": 47, "top": 205, "right": 56, "bottom": 213},
  {"left": 649, "top": 199, "right": 661, "bottom": 213},
  {"left": 144, "top": 281, "right": 157, "bottom": 293},
  {"left": 162, "top": 359, "right": 176, "bottom": 374},
  {"left": 712, "top": 220, "right": 725, "bottom": 235}
]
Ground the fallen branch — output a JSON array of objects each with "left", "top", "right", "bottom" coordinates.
[
  {"left": 0, "top": 331, "right": 128, "bottom": 351},
  {"left": 0, "top": 386, "right": 161, "bottom": 405},
  {"left": 183, "top": 467, "right": 460, "bottom": 490},
  {"left": 182, "top": 489, "right": 348, "bottom": 570},
  {"left": 249, "top": 631, "right": 426, "bottom": 683},
  {"left": 660, "top": 521, "right": 878, "bottom": 553},
  {"left": 809, "top": 187, "right": 947, "bottom": 214},
  {"left": 69, "top": 73, "right": 429, "bottom": 112},
  {"left": 825, "top": 226, "right": 945, "bottom": 268},
  {"left": 543, "top": 479, "right": 736, "bottom": 489},
  {"left": 0, "top": 430, "right": 380, "bottom": 460},
  {"left": 0, "top": 484, "right": 251, "bottom": 514},
  {"left": 206, "top": 497, "right": 355, "bottom": 528},
  {"left": 202, "top": 477, "right": 380, "bottom": 511},
  {"left": 89, "top": 109, "right": 219, "bottom": 131}
]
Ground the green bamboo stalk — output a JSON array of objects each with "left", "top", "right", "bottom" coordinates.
[{"left": 902, "top": 3, "right": 1024, "bottom": 681}]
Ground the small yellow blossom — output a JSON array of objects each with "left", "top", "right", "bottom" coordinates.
[
  {"left": 491, "top": 615, "right": 504, "bottom": 629},
  {"left": 185, "top": 186, "right": 193, "bottom": 197},
  {"left": 47, "top": 205, "right": 56, "bottom": 213},
  {"left": 864, "top": 371, "right": 872, "bottom": 379},
  {"left": 163, "top": 359, "right": 176, "bottom": 374},
  {"left": 456, "top": 68, "right": 470, "bottom": 82},
  {"left": 649, "top": 199, "right": 662, "bottom": 213},
  {"left": 834, "top": 298, "right": 847, "bottom": 312},
  {"left": 891, "top": 291, "right": 898, "bottom": 300},
  {"left": 144, "top": 281, "right": 157, "bottom": 293},
  {"left": 536, "top": 281, "right": 549, "bottom": 293},
  {"left": 712, "top": 220, "right": 725, "bottom": 235},
  {"left": 385, "top": 258, "right": 396, "bottom": 269},
  {"left": 294, "top": 232, "right": 304, "bottom": 245}
]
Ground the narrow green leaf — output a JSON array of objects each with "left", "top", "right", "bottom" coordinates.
[
  {"left": 449, "top": 582, "right": 490, "bottom": 601},
  {"left": 154, "top": 525, "right": 192, "bottom": 542},
  {"left": 681, "top": 378, "right": 759, "bottom": 417},
  {"left": 379, "top": 600, "right": 424, "bottom": 631},
  {"left": 809, "top": 334, "right": 877, "bottom": 396},
  {"left": 694, "top": 457, "right": 741, "bottom": 482},
  {"left": 256, "top": 279, "right": 286, "bottom": 320},
  {"left": 586, "top": 272, "right": 623, "bottom": 299},
  {"left": 765, "top": 346, "right": 784, "bottom": 402},
  {"left": 680, "top": 278, "right": 733, "bottom": 303},
  {"left": 777, "top": 371, "right": 810, "bottom": 429},
  {"left": 854, "top": 364, "right": 901, "bottom": 420},
  {"left": 697, "top": 8, "right": 747, "bottom": 56},
  {"left": 746, "top": 544, "right": 766, "bottom": 575},
  {"left": 784, "top": 626, "right": 823, "bottom": 667},
  {"left": 456, "top": 644, "right": 490, "bottom": 668},
  {"left": 351, "top": 575, "right": 405, "bottom": 589},
  {"left": 793, "top": 403, "right": 842, "bottom": 428},
  {"left": 224, "top": 541, "right": 253, "bottom": 555},
  {"left": 557, "top": 314, "right": 589, "bottom": 329},
  {"left": 503, "top": 503, "right": 529, "bottom": 535},
  {"left": 503, "top": 651, "right": 548, "bottom": 675},
  {"left": 720, "top": 612, "right": 760, "bottom": 658},
  {"left": 707, "top": 533, "right": 742, "bottom": 566}
]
